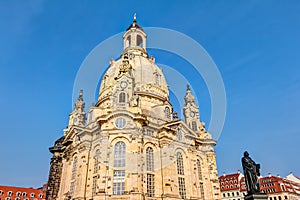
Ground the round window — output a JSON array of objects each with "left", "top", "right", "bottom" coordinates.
[{"left": 115, "top": 117, "right": 126, "bottom": 129}]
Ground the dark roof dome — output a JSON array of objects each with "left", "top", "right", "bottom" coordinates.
[{"left": 126, "top": 13, "right": 144, "bottom": 31}]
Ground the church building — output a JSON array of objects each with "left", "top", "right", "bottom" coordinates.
[{"left": 46, "top": 15, "right": 221, "bottom": 200}]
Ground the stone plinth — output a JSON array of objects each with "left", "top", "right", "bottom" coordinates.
[{"left": 245, "top": 193, "right": 268, "bottom": 200}]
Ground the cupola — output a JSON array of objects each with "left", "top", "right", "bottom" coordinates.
[{"left": 123, "top": 14, "right": 147, "bottom": 51}]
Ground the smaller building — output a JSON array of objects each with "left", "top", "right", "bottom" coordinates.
[
  {"left": 260, "top": 174, "right": 300, "bottom": 200},
  {"left": 0, "top": 186, "right": 45, "bottom": 200},
  {"left": 219, "top": 172, "right": 300, "bottom": 200},
  {"left": 219, "top": 171, "right": 245, "bottom": 200}
]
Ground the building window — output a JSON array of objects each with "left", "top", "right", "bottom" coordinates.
[
  {"left": 115, "top": 117, "right": 126, "bottom": 129},
  {"left": 278, "top": 196, "right": 281, "bottom": 200},
  {"left": 155, "top": 73, "right": 160, "bottom": 85},
  {"left": 137, "top": 35, "right": 143, "bottom": 47},
  {"left": 146, "top": 147, "right": 154, "bottom": 172},
  {"left": 192, "top": 121, "right": 197, "bottom": 131},
  {"left": 223, "top": 193, "right": 226, "bottom": 197},
  {"left": 196, "top": 159, "right": 204, "bottom": 198},
  {"left": 38, "top": 194, "right": 43, "bottom": 198},
  {"left": 113, "top": 170, "right": 125, "bottom": 195},
  {"left": 176, "top": 152, "right": 184, "bottom": 175},
  {"left": 6, "top": 198, "right": 10, "bottom": 200},
  {"left": 114, "top": 141, "right": 126, "bottom": 167},
  {"left": 142, "top": 127, "right": 154, "bottom": 136},
  {"left": 30, "top": 193, "right": 35, "bottom": 198},
  {"left": 178, "top": 177, "right": 186, "bottom": 199},
  {"left": 8, "top": 191, "right": 12, "bottom": 196},
  {"left": 16, "top": 192, "right": 21, "bottom": 197},
  {"left": 119, "top": 92, "right": 126, "bottom": 103},
  {"left": 94, "top": 149, "right": 100, "bottom": 173},
  {"left": 200, "top": 183, "right": 204, "bottom": 199},
  {"left": 147, "top": 174, "right": 155, "bottom": 197},
  {"left": 126, "top": 36, "right": 131, "bottom": 48},
  {"left": 237, "top": 192, "right": 240, "bottom": 195},
  {"left": 165, "top": 107, "right": 170, "bottom": 119},
  {"left": 196, "top": 159, "right": 203, "bottom": 180},
  {"left": 71, "top": 156, "right": 78, "bottom": 179},
  {"left": 176, "top": 130, "right": 182, "bottom": 141},
  {"left": 22, "top": 193, "right": 26, "bottom": 197},
  {"left": 70, "top": 182, "right": 75, "bottom": 197},
  {"left": 92, "top": 176, "right": 97, "bottom": 196},
  {"left": 15, "top": 198, "right": 20, "bottom": 200}
]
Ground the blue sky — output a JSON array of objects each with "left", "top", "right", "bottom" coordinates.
[{"left": 0, "top": 1, "right": 299, "bottom": 187}]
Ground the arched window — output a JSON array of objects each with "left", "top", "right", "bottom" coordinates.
[
  {"left": 165, "top": 107, "right": 170, "bottom": 119},
  {"left": 196, "top": 160, "right": 202, "bottom": 180},
  {"left": 119, "top": 92, "right": 126, "bottom": 103},
  {"left": 146, "top": 147, "right": 155, "bottom": 196},
  {"left": 114, "top": 141, "right": 126, "bottom": 167},
  {"left": 94, "top": 149, "right": 100, "bottom": 173},
  {"left": 137, "top": 35, "right": 143, "bottom": 47},
  {"left": 126, "top": 36, "right": 131, "bottom": 48},
  {"left": 192, "top": 121, "right": 197, "bottom": 131},
  {"left": 176, "top": 152, "right": 184, "bottom": 175},
  {"left": 146, "top": 147, "right": 154, "bottom": 171},
  {"left": 71, "top": 156, "right": 78, "bottom": 179},
  {"left": 176, "top": 130, "right": 182, "bottom": 141},
  {"left": 113, "top": 141, "right": 126, "bottom": 195}
]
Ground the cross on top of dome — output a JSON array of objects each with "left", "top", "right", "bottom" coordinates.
[{"left": 126, "top": 13, "right": 144, "bottom": 31}]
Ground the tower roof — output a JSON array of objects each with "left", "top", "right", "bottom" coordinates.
[{"left": 126, "top": 13, "right": 144, "bottom": 31}]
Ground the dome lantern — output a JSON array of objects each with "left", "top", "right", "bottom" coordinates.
[{"left": 123, "top": 13, "right": 147, "bottom": 51}]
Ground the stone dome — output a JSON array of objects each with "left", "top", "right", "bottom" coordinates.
[
  {"left": 98, "top": 51, "right": 169, "bottom": 102},
  {"left": 97, "top": 16, "right": 169, "bottom": 105}
]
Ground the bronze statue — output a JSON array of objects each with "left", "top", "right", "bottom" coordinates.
[{"left": 242, "top": 151, "right": 261, "bottom": 195}]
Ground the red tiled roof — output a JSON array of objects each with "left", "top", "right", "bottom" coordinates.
[
  {"left": 219, "top": 173, "right": 242, "bottom": 191},
  {"left": 0, "top": 186, "right": 45, "bottom": 200}
]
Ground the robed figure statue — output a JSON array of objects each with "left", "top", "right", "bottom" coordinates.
[{"left": 242, "top": 151, "right": 261, "bottom": 195}]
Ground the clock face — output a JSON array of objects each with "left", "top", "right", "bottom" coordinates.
[
  {"left": 190, "top": 111, "right": 195, "bottom": 117},
  {"left": 120, "top": 81, "right": 127, "bottom": 88}
]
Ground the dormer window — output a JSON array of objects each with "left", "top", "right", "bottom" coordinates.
[
  {"left": 16, "top": 192, "right": 21, "bottom": 197},
  {"left": 8, "top": 191, "right": 13, "bottom": 196},
  {"left": 0, "top": 190, "right": 3, "bottom": 195},
  {"left": 22, "top": 192, "right": 26, "bottom": 197},
  {"left": 154, "top": 73, "right": 160, "bottom": 85},
  {"left": 38, "top": 194, "right": 43, "bottom": 198},
  {"left": 119, "top": 92, "right": 126, "bottom": 103},
  {"left": 30, "top": 193, "right": 35, "bottom": 198}
]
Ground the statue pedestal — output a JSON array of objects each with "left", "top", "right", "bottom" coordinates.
[{"left": 245, "top": 193, "right": 268, "bottom": 200}]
